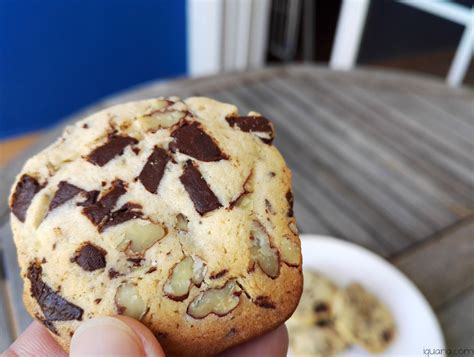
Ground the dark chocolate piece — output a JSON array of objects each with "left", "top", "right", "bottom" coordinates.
[
  {"left": 382, "top": 329, "right": 393, "bottom": 342},
  {"left": 138, "top": 147, "right": 171, "bottom": 193},
  {"left": 286, "top": 190, "right": 294, "bottom": 217},
  {"left": 127, "top": 257, "right": 144, "bottom": 267},
  {"left": 71, "top": 243, "right": 107, "bottom": 271},
  {"left": 226, "top": 116, "right": 274, "bottom": 144},
  {"left": 94, "top": 298, "right": 102, "bottom": 304},
  {"left": 315, "top": 319, "right": 332, "bottom": 327},
  {"left": 99, "top": 202, "right": 142, "bottom": 232},
  {"left": 253, "top": 296, "right": 276, "bottom": 309},
  {"left": 87, "top": 135, "right": 138, "bottom": 167},
  {"left": 313, "top": 302, "right": 330, "bottom": 313},
  {"left": 180, "top": 161, "right": 222, "bottom": 215},
  {"left": 36, "top": 314, "right": 59, "bottom": 335},
  {"left": 108, "top": 269, "right": 121, "bottom": 279},
  {"left": 82, "top": 180, "right": 127, "bottom": 226},
  {"left": 11, "top": 175, "right": 44, "bottom": 222},
  {"left": 170, "top": 121, "right": 226, "bottom": 161},
  {"left": 49, "top": 181, "right": 83, "bottom": 212},
  {"left": 27, "top": 263, "right": 83, "bottom": 321},
  {"left": 77, "top": 190, "right": 100, "bottom": 207}
]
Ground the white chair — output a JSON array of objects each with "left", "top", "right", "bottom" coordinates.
[{"left": 330, "top": 0, "right": 474, "bottom": 87}]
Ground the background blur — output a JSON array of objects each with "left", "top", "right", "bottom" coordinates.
[{"left": 1, "top": 0, "right": 473, "bottom": 138}]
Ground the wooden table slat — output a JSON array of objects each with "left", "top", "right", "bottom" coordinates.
[
  {"left": 301, "top": 76, "right": 474, "bottom": 205},
  {"left": 265, "top": 77, "right": 457, "bottom": 229},
  {"left": 344, "top": 81, "right": 474, "bottom": 172},
  {"left": 437, "top": 285, "right": 474, "bottom": 349},
  {"left": 318, "top": 79, "right": 474, "bottom": 190}
]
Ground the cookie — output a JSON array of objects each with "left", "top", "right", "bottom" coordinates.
[
  {"left": 287, "top": 271, "right": 349, "bottom": 357},
  {"left": 9, "top": 96, "right": 303, "bottom": 356},
  {"left": 288, "top": 327, "right": 348, "bottom": 357},
  {"left": 333, "top": 283, "right": 396, "bottom": 353}
]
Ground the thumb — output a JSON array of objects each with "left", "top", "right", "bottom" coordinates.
[{"left": 71, "top": 316, "right": 165, "bottom": 357}]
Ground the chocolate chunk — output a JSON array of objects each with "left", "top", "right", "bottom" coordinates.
[
  {"left": 253, "top": 296, "right": 276, "bottom": 309},
  {"left": 286, "top": 190, "right": 294, "bottom": 217},
  {"left": 382, "top": 329, "right": 393, "bottom": 342},
  {"left": 180, "top": 161, "right": 222, "bottom": 215},
  {"left": 11, "top": 175, "right": 44, "bottom": 222},
  {"left": 27, "top": 263, "right": 83, "bottom": 321},
  {"left": 94, "top": 298, "right": 102, "bottom": 304},
  {"left": 82, "top": 180, "right": 126, "bottom": 226},
  {"left": 138, "top": 147, "right": 171, "bottom": 193},
  {"left": 226, "top": 116, "right": 274, "bottom": 144},
  {"left": 99, "top": 202, "right": 143, "bottom": 232},
  {"left": 87, "top": 135, "right": 138, "bottom": 167},
  {"left": 36, "top": 314, "right": 59, "bottom": 335},
  {"left": 313, "top": 302, "right": 329, "bottom": 313},
  {"left": 315, "top": 319, "right": 332, "bottom": 327},
  {"left": 108, "top": 269, "right": 121, "bottom": 279},
  {"left": 209, "top": 269, "right": 228, "bottom": 279},
  {"left": 127, "top": 257, "right": 144, "bottom": 267},
  {"left": 49, "top": 182, "right": 83, "bottom": 212},
  {"left": 71, "top": 243, "right": 107, "bottom": 271},
  {"left": 170, "top": 121, "right": 227, "bottom": 161},
  {"left": 77, "top": 190, "right": 100, "bottom": 207},
  {"left": 82, "top": 123, "right": 89, "bottom": 129}
]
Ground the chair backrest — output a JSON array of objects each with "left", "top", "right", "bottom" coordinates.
[
  {"left": 330, "top": 0, "right": 474, "bottom": 87},
  {"left": 187, "top": 0, "right": 272, "bottom": 76}
]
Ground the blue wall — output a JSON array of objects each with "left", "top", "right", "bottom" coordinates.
[{"left": 0, "top": 0, "right": 187, "bottom": 138}]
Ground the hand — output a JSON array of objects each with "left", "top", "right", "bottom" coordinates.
[{"left": 2, "top": 316, "right": 288, "bottom": 356}]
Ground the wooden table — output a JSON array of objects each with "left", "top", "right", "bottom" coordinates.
[{"left": 1, "top": 65, "right": 473, "bottom": 350}]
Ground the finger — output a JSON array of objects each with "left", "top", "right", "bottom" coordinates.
[
  {"left": 220, "top": 324, "right": 289, "bottom": 357},
  {"left": 2, "top": 321, "right": 67, "bottom": 357},
  {"left": 70, "top": 316, "right": 165, "bottom": 357}
]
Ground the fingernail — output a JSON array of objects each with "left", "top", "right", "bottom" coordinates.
[{"left": 71, "top": 316, "right": 145, "bottom": 357}]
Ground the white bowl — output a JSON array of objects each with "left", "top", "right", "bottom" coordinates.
[{"left": 290, "top": 235, "right": 445, "bottom": 357}]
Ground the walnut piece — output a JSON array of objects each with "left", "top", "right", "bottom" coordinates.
[
  {"left": 175, "top": 213, "right": 189, "bottom": 233},
  {"left": 164, "top": 256, "right": 207, "bottom": 300},
  {"left": 289, "top": 221, "right": 298, "bottom": 235},
  {"left": 249, "top": 221, "right": 280, "bottom": 278},
  {"left": 235, "top": 194, "right": 253, "bottom": 210},
  {"left": 280, "top": 237, "right": 300, "bottom": 266},
  {"left": 138, "top": 109, "right": 185, "bottom": 132},
  {"left": 31, "top": 194, "right": 51, "bottom": 228},
  {"left": 115, "top": 220, "right": 166, "bottom": 254},
  {"left": 115, "top": 283, "right": 146, "bottom": 320},
  {"left": 191, "top": 256, "right": 207, "bottom": 286},
  {"left": 187, "top": 281, "right": 241, "bottom": 319}
]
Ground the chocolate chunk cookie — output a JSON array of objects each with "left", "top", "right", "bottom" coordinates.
[
  {"left": 287, "top": 271, "right": 349, "bottom": 356},
  {"left": 9, "top": 96, "right": 302, "bottom": 356},
  {"left": 333, "top": 283, "right": 396, "bottom": 353}
]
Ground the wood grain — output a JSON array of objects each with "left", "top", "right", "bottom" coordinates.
[
  {"left": 0, "top": 133, "right": 42, "bottom": 168},
  {"left": 392, "top": 218, "right": 474, "bottom": 308}
]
